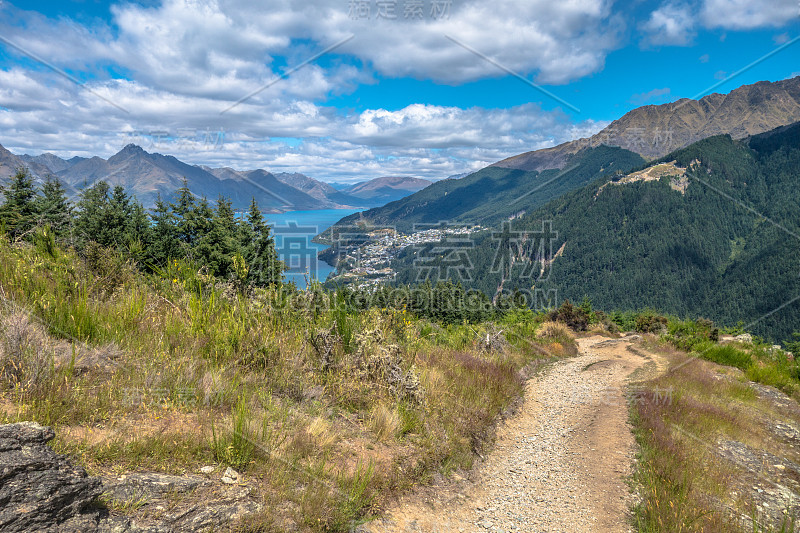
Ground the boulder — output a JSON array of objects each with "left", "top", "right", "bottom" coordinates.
[
  {"left": 0, "top": 422, "right": 262, "bottom": 532},
  {"left": 0, "top": 422, "right": 102, "bottom": 532}
]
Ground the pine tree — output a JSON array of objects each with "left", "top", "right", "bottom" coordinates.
[
  {"left": 36, "top": 177, "right": 73, "bottom": 240},
  {"left": 75, "top": 181, "right": 112, "bottom": 248},
  {"left": 0, "top": 168, "right": 39, "bottom": 240},
  {"left": 243, "top": 197, "right": 283, "bottom": 286},
  {"left": 149, "top": 194, "right": 181, "bottom": 266},
  {"left": 193, "top": 195, "right": 238, "bottom": 277},
  {"left": 108, "top": 185, "right": 132, "bottom": 246},
  {"left": 125, "top": 199, "right": 152, "bottom": 266},
  {"left": 171, "top": 179, "right": 197, "bottom": 246}
]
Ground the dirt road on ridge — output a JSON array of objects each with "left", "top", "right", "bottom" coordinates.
[{"left": 363, "top": 334, "right": 664, "bottom": 533}]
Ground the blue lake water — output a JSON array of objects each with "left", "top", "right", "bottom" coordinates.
[{"left": 264, "top": 208, "right": 362, "bottom": 288}]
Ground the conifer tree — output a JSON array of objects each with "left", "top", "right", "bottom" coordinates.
[
  {"left": 108, "top": 185, "right": 132, "bottom": 246},
  {"left": 243, "top": 197, "right": 283, "bottom": 286},
  {"left": 75, "top": 181, "right": 112, "bottom": 247},
  {"left": 149, "top": 193, "right": 181, "bottom": 265},
  {"left": 36, "top": 177, "right": 73, "bottom": 240},
  {"left": 193, "top": 195, "right": 238, "bottom": 277},
  {"left": 0, "top": 168, "right": 39, "bottom": 240},
  {"left": 125, "top": 200, "right": 152, "bottom": 265},
  {"left": 171, "top": 179, "right": 197, "bottom": 246}
]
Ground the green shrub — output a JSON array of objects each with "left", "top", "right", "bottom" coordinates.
[
  {"left": 635, "top": 311, "right": 668, "bottom": 334},
  {"left": 212, "top": 395, "right": 255, "bottom": 469},
  {"left": 745, "top": 364, "right": 795, "bottom": 395},
  {"left": 548, "top": 300, "right": 589, "bottom": 331},
  {"left": 700, "top": 344, "right": 752, "bottom": 370},
  {"left": 608, "top": 310, "right": 638, "bottom": 332}
]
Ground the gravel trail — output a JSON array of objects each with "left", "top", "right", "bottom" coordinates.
[{"left": 363, "top": 334, "right": 661, "bottom": 533}]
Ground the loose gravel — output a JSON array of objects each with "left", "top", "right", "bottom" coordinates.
[{"left": 364, "top": 335, "right": 659, "bottom": 533}]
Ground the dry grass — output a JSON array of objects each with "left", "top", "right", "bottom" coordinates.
[
  {"left": 0, "top": 239, "right": 561, "bottom": 531},
  {"left": 632, "top": 350, "right": 800, "bottom": 532},
  {"left": 368, "top": 403, "right": 399, "bottom": 443},
  {"left": 536, "top": 320, "right": 572, "bottom": 340}
]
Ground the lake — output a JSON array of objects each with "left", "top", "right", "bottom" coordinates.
[{"left": 264, "top": 208, "right": 362, "bottom": 288}]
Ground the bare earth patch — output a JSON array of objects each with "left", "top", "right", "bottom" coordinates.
[
  {"left": 361, "top": 334, "right": 664, "bottom": 532},
  {"left": 597, "top": 160, "right": 694, "bottom": 197}
]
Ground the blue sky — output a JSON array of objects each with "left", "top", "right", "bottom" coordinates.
[{"left": 0, "top": 0, "right": 798, "bottom": 182}]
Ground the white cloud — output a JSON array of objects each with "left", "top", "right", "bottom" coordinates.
[
  {"left": 701, "top": 0, "right": 799, "bottom": 30},
  {"left": 0, "top": 69, "right": 606, "bottom": 183},
  {"left": 1, "top": 0, "right": 624, "bottom": 96},
  {"left": 641, "top": 3, "right": 696, "bottom": 46},
  {"left": 0, "top": 0, "right": 621, "bottom": 182},
  {"left": 642, "top": 0, "right": 797, "bottom": 48}
]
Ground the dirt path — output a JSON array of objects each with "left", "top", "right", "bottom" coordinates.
[{"left": 362, "top": 334, "right": 664, "bottom": 533}]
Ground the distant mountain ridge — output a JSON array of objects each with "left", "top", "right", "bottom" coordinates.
[
  {"left": 494, "top": 76, "right": 800, "bottom": 171},
  {"left": 331, "top": 77, "right": 800, "bottom": 232},
  {"left": 388, "top": 121, "right": 800, "bottom": 341},
  {"left": 341, "top": 176, "right": 432, "bottom": 205},
  {"left": 0, "top": 144, "right": 433, "bottom": 212},
  {"left": 331, "top": 146, "right": 645, "bottom": 232}
]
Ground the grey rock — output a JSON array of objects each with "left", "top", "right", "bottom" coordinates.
[
  {"left": 102, "top": 472, "right": 205, "bottom": 502},
  {"left": 0, "top": 422, "right": 261, "bottom": 532},
  {"left": 0, "top": 422, "right": 102, "bottom": 533},
  {"left": 221, "top": 466, "right": 239, "bottom": 484},
  {"left": 163, "top": 493, "right": 261, "bottom": 531}
]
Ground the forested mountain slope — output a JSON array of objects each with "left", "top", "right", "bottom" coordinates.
[
  {"left": 392, "top": 122, "right": 800, "bottom": 341},
  {"left": 329, "top": 77, "right": 800, "bottom": 234},
  {"left": 333, "top": 146, "right": 644, "bottom": 232}
]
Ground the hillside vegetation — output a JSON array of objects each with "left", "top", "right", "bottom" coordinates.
[
  {"left": 0, "top": 226, "right": 580, "bottom": 530},
  {"left": 391, "top": 122, "right": 800, "bottom": 342},
  {"left": 2, "top": 207, "right": 800, "bottom": 530}
]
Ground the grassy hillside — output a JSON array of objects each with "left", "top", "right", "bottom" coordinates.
[
  {"left": 3, "top": 230, "right": 800, "bottom": 530},
  {"left": 0, "top": 237, "right": 576, "bottom": 531},
  {"left": 631, "top": 318, "right": 800, "bottom": 532}
]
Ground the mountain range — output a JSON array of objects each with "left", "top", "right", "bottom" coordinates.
[
  {"left": 320, "top": 77, "right": 800, "bottom": 340},
  {"left": 0, "top": 144, "right": 432, "bottom": 212},
  {"left": 391, "top": 121, "right": 800, "bottom": 340},
  {"left": 333, "top": 77, "right": 800, "bottom": 232}
]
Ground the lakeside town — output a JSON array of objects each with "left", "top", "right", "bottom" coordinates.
[{"left": 322, "top": 224, "right": 485, "bottom": 289}]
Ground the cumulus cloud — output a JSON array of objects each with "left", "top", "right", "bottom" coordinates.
[
  {"left": 642, "top": 0, "right": 798, "bottom": 48},
  {"left": 0, "top": 0, "right": 624, "bottom": 96},
  {"left": 0, "top": 0, "right": 621, "bottom": 182},
  {"left": 701, "top": 0, "right": 799, "bottom": 30},
  {"left": 641, "top": 3, "right": 696, "bottom": 46},
  {"left": 0, "top": 68, "right": 606, "bottom": 182}
]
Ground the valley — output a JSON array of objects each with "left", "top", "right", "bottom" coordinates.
[{"left": 2, "top": 3, "right": 800, "bottom": 529}]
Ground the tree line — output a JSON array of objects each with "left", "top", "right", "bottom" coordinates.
[{"left": 0, "top": 169, "right": 284, "bottom": 287}]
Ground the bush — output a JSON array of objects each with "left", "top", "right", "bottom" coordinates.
[
  {"left": 700, "top": 344, "right": 752, "bottom": 370},
  {"left": 536, "top": 321, "right": 572, "bottom": 341},
  {"left": 635, "top": 312, "right": 668, "bottom": 334},
  {"left": 608, "top": 310, "right": 638, "bottom": 332},
  {"left": 548, "top": 300, "right": 589, "bottom": 331},
  {"left": 785, "top": 333, "right": 800, "bottom": 357},
  {"left": 746, "top": 364, "right": 795, "bottom": 396}
]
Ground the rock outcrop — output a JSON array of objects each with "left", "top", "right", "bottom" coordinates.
[
  {"left": 0, "top": 422, "right": 262, "bottom": 532},
  {"left": 0, "top": 422, "right": 102, "bottom": 532}
]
